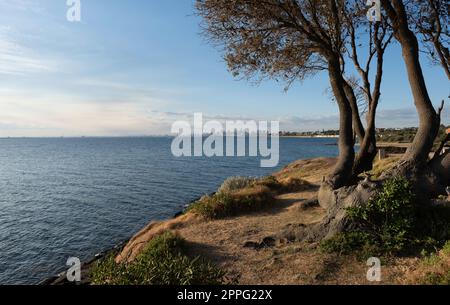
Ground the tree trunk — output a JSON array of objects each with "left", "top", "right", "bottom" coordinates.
[
  {"left": 353, "top": 129, "right": 377, "bottom": 176},
  {"left": 325, "top": 59, "right": 355, "bottom": 189},
  {"left": 343, "top": 82, "right": 365, "bottom": 142},
  {"left": 430, "top": 150, "right": 450, "bottom": 187},
  {"left": 383, "top": 0, "right": 440, "bottom": 166},
  {"left": 343, "top": 81, "right": 378, "bottom": 177},
  {"left": 398, "top": 33, "right": 440, "bottom": 164}
]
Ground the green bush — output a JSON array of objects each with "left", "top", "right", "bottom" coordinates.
[
  {"left": 320, "top": 232, "right": 372, "bottom": 255},
  {"left": 188, "top": 192, "right": 235, "bottom": 219},
  {"left": 346, "top": 177, "right": 416, "bottom": 253},
  {"left": 321, "top": 177, "right": 450, "bottom": 256},
  {"left": 91, "top": 232, "right": 225, "bottom": 285}
]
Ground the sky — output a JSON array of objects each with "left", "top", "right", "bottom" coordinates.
[{"left": 0, "top": 0, "right": 448, "bottom": 137}]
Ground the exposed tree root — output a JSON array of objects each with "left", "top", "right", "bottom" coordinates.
[
  {"left": 280, "top": 179, "right": 380, "bottom": 243},
  {"left": 285, "top": 157, "right": 450, "bottom": 244}
]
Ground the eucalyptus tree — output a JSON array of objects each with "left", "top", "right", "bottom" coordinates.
[{"left": 196, "top": 0, "right": 389, "bottom": 189}]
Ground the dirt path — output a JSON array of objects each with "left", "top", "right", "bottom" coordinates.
[
  {"left": 176, "top": 186, "right": 416, "bottom": 285},
  {"left": 176, "top": 187, "right": 327, "bottom": 284}
]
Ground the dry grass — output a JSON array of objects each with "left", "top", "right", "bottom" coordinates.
[
  {"left": 401, "top": 242, "right": 450, "bottom": 285},
  {"left": 116, "top": 213, "right": 202, "bottom": 263},
  {"left": 369, "top": 156, "right": 401, "bottom": 179},
  {"left": 114, "top": 157, "right": 450, "bottom": 285},
  {"left": 274, "top": 157, "right": 336, "bottom": 184}
]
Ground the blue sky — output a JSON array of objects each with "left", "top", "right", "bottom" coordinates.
[{"left": 0, "top": 0, "right": 448, "bottom": 137}]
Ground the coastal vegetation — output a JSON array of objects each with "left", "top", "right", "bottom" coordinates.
[
  {"left": 97, "top": 157, "right": 449, "bottom": 285},
  {"left": 91, "top": 232, "right": 225, "bottom": 285},
  {"left": 320, "top": 177, "right": 450, "bottom": 257},
  {"left": 84, "top": 157, "right": 450, "bottom": 285},
  {"left": 188, "top": 175, "right": 312, "bottom": 219},
  {"left": 411, "top": 242, "right": 450, "bottom": 285}
]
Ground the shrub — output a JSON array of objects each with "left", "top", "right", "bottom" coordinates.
[
  {"left": 217, "top": 176, "right": 257, "bottom": 194},
  {"left": 414, "top": 205, "right": 450, "bottom": 247},
  {"left": 321, "top": 177, "right": 450, "bottom": 256},
  {"left": 253, "top": 176, "right": 313, "bottom": 193},
  {"left": 91, "top": 232, "right": 225, "bottom": 285},
  {"left": 346, "top": 177, "right": 416, "bottom": 254},
  {"left": 188, "top": 192, "right": 235, "bottom": 219},
  {"left": 188, "top": 185, "right": 274, "bottom": 219},
  {"left": 320, "top": 232, "right": 372, "bottom": 255}
]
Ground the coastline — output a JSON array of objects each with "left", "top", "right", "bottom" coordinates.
[
  {"left": 39, "top": 155, "right": 449, "bottom": 285},
  {"left": 39, "top": 195, "right": 209, "bottom": 285},
  {"left": 280, "top": 135, "right": 339, "bottom": 138},
  {"left": 37, "top": 157, "right": 333, "bottom": 286}
]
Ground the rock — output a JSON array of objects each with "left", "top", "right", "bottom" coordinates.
[
  {"left": 260, "top": 237, "right": 276, "bottom": 248},
  {"left": 299, "top": 199, "right": 319, "bottom": 210},
  {"left": 243, "top": 236, "right": 277, "bottom": 250},
  {"left": 243, "top": 241, "right": 260, "bottom": 249}
]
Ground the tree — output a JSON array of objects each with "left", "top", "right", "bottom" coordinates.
[
  {"left": 197, "top": 0, "right": 388, "bottom": 189},
  {"left": 196, "top": 0, "right": 449, "bottom": 241}
]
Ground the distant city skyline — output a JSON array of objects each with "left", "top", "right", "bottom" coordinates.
[{"left": 0, "top": 0, "right": 448, "bottom": 137}]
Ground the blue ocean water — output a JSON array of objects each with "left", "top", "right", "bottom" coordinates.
[{"left": 0, "top": 137, "right": 338, "bottom": 284}]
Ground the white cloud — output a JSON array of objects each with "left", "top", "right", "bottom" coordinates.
[
  {"left": 0, "top": 92, "right": 170, "bottom": 137},
  {"left": 1, "top": 87, "right": 448, "bottom": 137},
  {"left": 0, "top": 27, "right": 55, "bottom": 75}
]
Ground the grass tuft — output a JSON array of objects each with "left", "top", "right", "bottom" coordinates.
[{"left": 91, "top": 232, "right": 225, "bottom": 285}]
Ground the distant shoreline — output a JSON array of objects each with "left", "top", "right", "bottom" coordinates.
[{"left": 280, "top": 135, "right": 339, "bottom": 138}]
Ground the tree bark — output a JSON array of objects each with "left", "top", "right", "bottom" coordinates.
[
  {"left": 343, "top": 81, "right": 365, "bottom": 142},
  {"left": 326, "top": 58, "right": 355, "bottom": 189},
  {"left": 343, "top": 81, "right": 378, "bottom": 176},
  {"left": 382, "top": 0, "right": 440, "bottom": 165}
]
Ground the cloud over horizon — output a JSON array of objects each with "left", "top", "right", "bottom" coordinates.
[{"left": 0, "top": 92, "right": 448, "bottom": 137}]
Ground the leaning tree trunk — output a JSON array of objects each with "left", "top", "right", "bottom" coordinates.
[
  {"left": 344, "top": 82, "right": 365, "bottom": 143},
  {"left": 397, "top": 33, "right": 440, "bottom": 165},
  {"left": 324, "top": 59, "right": 355, "bottom": 190},
  {"left": 353, "top": 124, "right": 377, "bottom": 177},
  {"left": 318, "top": 57, "right": 356, "bottom": 211},
  {"left": 380, "top": 0, "right": 444, "bottom": 197},
  {"left": 383, "top": 0, "right": 440, "bottom": 168}
]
